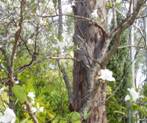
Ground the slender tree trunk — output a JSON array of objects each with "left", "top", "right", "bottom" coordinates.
[
  {"left": 58, "top": 0, "right": 63, "bottom": 39},
  {"left": 70, "top": 0, "right": 107, "bottom": 122},
  {"left": 129, "top": 0, "right": 136, "bottom": 89},
  {"left": 128, "top": 1, "right": 136, "bottom": 122},
  {"left": 144, "top": 8, "right": 147, "bottom": 81}
]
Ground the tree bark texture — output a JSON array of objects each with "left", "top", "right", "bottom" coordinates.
[{"left": 70, "top": 0, "right": 107, "bottom": 122}]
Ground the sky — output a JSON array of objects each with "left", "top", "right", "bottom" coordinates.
[{"left": 136, "top": 64, "right": 146, "bottom": 88}]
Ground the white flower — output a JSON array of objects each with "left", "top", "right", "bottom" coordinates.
[
  {"left": 36, "top": 9, "right": 41, "bottom": 15},
  {"left": 36, "top": 103, "right": 44, "bottom": 112},
  {"left": 125, "top": 95, "right": 131, "bottom": 101},
  {"left": 49, "top": 64, "right": 56, "bottom": 69},
  {"left": 0, "top": 87, "right": 5, "bottom": 95},
  {"left": 42, "top": 12, "right": 48, "bottom": 16},
  {"left": 0, "top": 1, "right": 6, "bottom": 9},
  {"left": 62, "top": 3, "right": 72, "bottom": 14},
  {"left": 0, "top": 108, "right": 16, "bottom": 123},
  {"left": 31, "top": 107, "right": 37, "bottom": 113},
  {"left": 39, "top": 18, "right": 45, "bottom": 25},
  {"left": 127, "top": 88, "right": 140, "bottom": 102},
  {"left": 31, "top": 106, "right": 44, "bottom": 113},
  {"left": 125, "top": 88, "right": 144, "bottom": 102},
  {"left": 0, "top": 64, "right": 5, "bottom": 69},
  {"left": 38, "top": 107, "right": 44, "bottom": 112},
  {"left": 15, "top": 80, "right": 19, "bottom": 84},
  {"left": 71, "top": 0, "right": 75, "bottom": 6},
  {"left": 28, "top": 92, "right": 35, "bottom": 100},
  {"left": 28, "top": 39, "right": 33, "bottom": 44},
  {"left": 47, "top": 1, "right": 54, "bottom": 9},
  {"left": 28, "top": 92, "right": 36, "bottom": 105},
  {"left": 99, "top": 69, "right": 115, "bottom": 81},
  {"left": 91, "top": 9, "right": 97, "bottom": 18}
]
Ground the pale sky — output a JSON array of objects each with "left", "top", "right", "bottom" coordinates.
[{"left": 136, "top": 64, "right": 146, "bottom": 88}]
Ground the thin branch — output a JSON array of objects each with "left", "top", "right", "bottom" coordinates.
[
  {"left": 58, "top": 0, "right": 63, "bottom": 39},
  {"left": 8, "top": 0, "right": 25, "bottom": 84},
  {"left": 17, "top": 25, "right": 39, "bottom": 73},
  {"left": 34, "top": 25, "right": 39, "bottom": 54},
  {"left": 118, "top": 45, "right": 146, "bottom": 49},
  {"left": 17, "top": 53, "right": 36, "bottom": 73},
  {"left": 115, "top": 6, "right": 146, "bottom": 41},
  {"left": 127, "top": 0, "right": 133, "bottom": 17},
  {"left": 111, "top": 0, "right": 118, "bottom": 28},
  {"left": 20, "top": 36, "right": 33, "bottom": 56},
  {"left": 38, "top": 14, "right": 108, "bottom": 35},
  {"left": 57, "top": 60, "right": 72, "bottom": 101},
  {"left": 48, "top": 56, "right": 74, "bottom": 60},
  {"left": 25, "top": 101, "right": 38, "bottom": 123}
]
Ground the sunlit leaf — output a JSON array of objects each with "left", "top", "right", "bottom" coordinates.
[{"left": 12, "top": 85, "right": 27, "bottom": 103}]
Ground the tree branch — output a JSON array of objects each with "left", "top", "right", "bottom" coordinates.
[
  {"left": 8, "top": 0, "right": 25, "bottom": 84},
  {"left": 110, "top": 0, "right": 145, "bottom": 37},
  {"left": 57, "top": 60, "right": 72, "bottom": 102},
  {"left": 101, "top": 0, "right": 146, "bottom": 65},
  {"left": 25, "top": 101, "right": 38, "bottom": 123},
  {"left": 17, "top": 53, "right": 36, "bottom": 73}
]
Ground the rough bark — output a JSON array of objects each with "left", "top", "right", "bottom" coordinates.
[
  {"left": 87, "top": 82, "right": 107, "bottom": 123},
  {"left": 70, "top": 0, "right": 107, "bottom": 122}
]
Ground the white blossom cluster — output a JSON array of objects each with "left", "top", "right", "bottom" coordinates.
[
  {"left": 0, "top": 87, "right": 5, "bottom": 95},
  {"left": 0, "top": 87, "right": 15, "bottom": 123},
  {"left": 0, "top": 108, "right": 16, "bottom": 123},
  {"left": 125, "top": 88, "right": 144, "bottom": 102},
  {"left": 27, "top": 92, "right": 44, "bottom": 113},
  {"left": 62, "top": 0, "right": 73, "bottom": 14},
  {"left": 91, "top": 10, "right": 98, "bottom": 19},
  {"left": 99, "top": 69, "right": 115, "bottom": 81}
]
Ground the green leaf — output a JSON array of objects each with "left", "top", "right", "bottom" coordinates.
[
  {"left": 106, "top": 2, "right": 113, "bottom": 8},
  {"left": 20, "top": 118, "right": 29, "bottom": 123},
  {"left": 12, "top": 85, "right": 27, "bottom": 103},
  {"left": 114, "top": 110, "right": 126, "bottom": 116},
  {"left": 83, "top": 111, "right": 90, "bottom": 120},
  {"left": 69, "top": 112, "right": 81, "bottom": 123}
]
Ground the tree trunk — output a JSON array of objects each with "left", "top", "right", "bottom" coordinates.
[
  {"left": 70, "top": 0, "right": 107, "bottom": 122},
  {"left": 87, "top": 82, "right": 107, "bottom": 123}
]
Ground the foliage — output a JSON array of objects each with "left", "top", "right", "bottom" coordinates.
[
  {"left": 107, "top": 29, "right": 131, "bottom": 122},
  {"left": 0, "top": 0, "right": 146, "bottom": 123}
]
